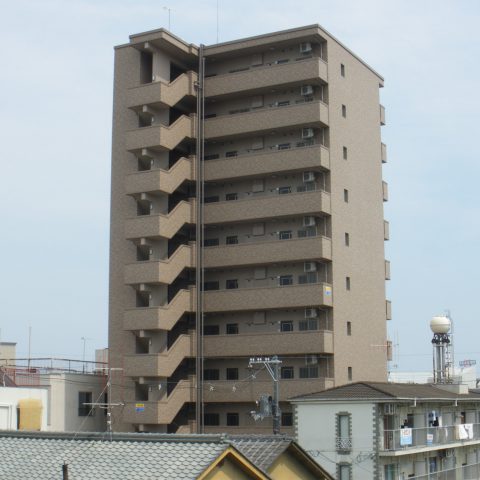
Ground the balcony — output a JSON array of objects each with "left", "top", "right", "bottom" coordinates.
[
  {"left": 384, "top": 220, "right": 390, "bottom": 240},
  {"left": 125, "top": 114, "right": 196, "bottom": 152},
  {"left": 124, "top": 244, "right": 195, "bottom": 285},
  {"left": 124, "top": 288, "right": 195, "bottom": 332},
  {"left": 125, "top": 199, "right": 196, "bottom": 240},
  {"left": 125, "top": 156, "right": 195, "bottom": 195},
  {"left": 204, "top": 101, "right": 328, "bottom": 140},
  {"left": 122, "top": 378, "right": 195, "bottom": 425},
  {"left": 127, "top": 71, "right": 197, "bottom": 109},
  {"left": 204, "top": 330, "right": 333, "bottom": 357},
  {"left": 381, "top": 423, "right": 480, "bottom": 455},
  {"left": 203, "top": 377, "right": 334, "bottom": 403},
  {"left": 204, "top": 236, "right": 332, "bottom": 268},
  {"left": 204, "top": 189, "right": 330, "bottom": 224},
  {"left": 380, "top": 104, "right": 386, "bottom": 126},
  {"left": 381, "top": 142, "right": 387, "bottom": 163},
  {"left": 124, "top": 333, "right": 195, "bottom": 378},
  {"left": 204, "top": 143, "right": 329, "bottom": 182},
  {"left": 382, "top": 181, "right": 389, "bottom": 202},
  {"left": 205, "top": 57, "right": 328, "bottom": 98},
  {"left": 204, "top": 282, "right": 333, "bottom": 312},
  {"left": 386, "top": 300, "right": 392, "bottom": 320}
]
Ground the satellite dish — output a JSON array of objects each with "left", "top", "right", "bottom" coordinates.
[{"left": 430, "top": 315, "right": 451, "bottom": 334}]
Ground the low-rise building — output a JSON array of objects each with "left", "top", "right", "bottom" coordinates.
[
  {"left": 0, "top": 431, "right": 333, "bottom": 479},
  {"left": 292, "top": 382, "right": 480, "bottom": 479},
  {"left": 1, "top": 358, "right": 107, "bottom": 432}
]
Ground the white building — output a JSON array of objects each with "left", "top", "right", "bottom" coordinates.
[
  {"left": 0, "top": 358, "right": 107, "bottom": 433},
  {"left": 292, "top": 382, "right": 480, "bottom": 480}
]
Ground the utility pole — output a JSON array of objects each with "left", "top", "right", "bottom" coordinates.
[{"left": 249, "top": 356, "right": 282, "bottom": 434}]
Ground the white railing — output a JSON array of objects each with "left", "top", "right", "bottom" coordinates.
[
  {"left": 383, "top": 423, "right": 480, "bottom": 451},
  {"left": 399, "top": 462, "right": 480, "bottom": 480}
]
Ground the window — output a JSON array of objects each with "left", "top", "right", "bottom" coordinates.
[
  {"left": 346, "top": 277, "right": 351, "bottom": 291},
  {"left": 348, "top": 366, "right": 353, "bottom": 381},
  {"left": 278, "top": 186, "right": 291, "bottom": 195},
  {"left": 279, "top": 275, "right": 293, "bottom": 286},
  {"left": 226, "top": 323, "right": 239, "bottom": 335},
  {"left": 338, "top": 464, "right": 351, "bottom": 480},
  {"left": 204, "top": 369, "right": 220, "bottom": 381},
  {"left": 226, "top": 368, "right": 239, "bottom": 380},
  {"left": 204, "top": 325, "right": 220, "bottom": 335},
  {"left": 204, "top": 238, "right": 219, "bottom": 247},
  {"left": 280, "top": 321, "right": 293, "bottom": 332},
  {"left": 298, "top": 272, "right": 318, "bottom": 284},
  {"left": 225, "top": 151, "right": 238, "bottom": 157},
  {"left": 226, "top": 235, "right": 238, "bottom": 245},
  {"left": 337, "top": 414, "right": 352, "bottom": 452},
  {"left": 204, "top": 413, "right": 220, "bottom": 426},
  {"left": 343, "top": 189, "right": 349, "bottom": 202},
  {"left": 204, "top": 195, "right": 220, "bottom": 203},
  {"left": 347, "top": 321, "right": 352, "bottom": 336},
  {"left": 384, "top": 464, "right": 397, "bottom": 480},
  {"left": 300, "top": 365, "right": 319, "bottom": 378},
  {"left": 226, "top": 412, "right": 239, "bottom": 426},
  {"left": 282, "top": 412, "right": 293, "bottom": 427},
  {"left": 340, "top": 63, "right": 345, "bottom": 77},
  {"left": 342, "top": 104, "right": 347, "bottom": 118},
  {"left": 343, "top": 146, "right": 348, "bottom": 160},
  {"left": 204, "top": 153, "right": 220, "bottom": 161},
  {"left": 344, "top": 232, "right": 350, "bottom": 246},
  {"left": 78, "top": 392, "right": 93, "bottom": 416},
  {"left": 226, "top": 279, "right": 238, "bottom": 289},
  {"left": 279, "top": 230, "right": 292, "bottom": 240},
  {"left": 226, "top": 192, "right": 238, "bottom": 201},
  {"left": 299, "top": 318, "right": 318, "bottom": 331},
  {"left": 204, "top": 281, "right": 220, "bottom": 291},
  {"left": 281, "top": 367, "right": 294, "bottom": 379}
]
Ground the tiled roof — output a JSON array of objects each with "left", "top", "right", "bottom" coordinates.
[
  {"left": 291, "top": 382, "right": 480, "bottom": 402},
  {"left": 229, "top": 435, "right": 292, "bottom": 471},
  {"left": 0, "top": 432, "right": 227, "bottom": 480},
  {"left": 0, "top": 431, "right": 332, "bottom": 480}
]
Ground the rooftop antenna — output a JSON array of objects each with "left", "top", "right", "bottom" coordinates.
[
  {"left": 430, "top": 313, "right": 454, "bottom": 384},
  {"left": 163, "top": 6, "right": 171, "bottom": 31},
  {"left": 216, "top": 0, "right": 219, "bottom": 43}
]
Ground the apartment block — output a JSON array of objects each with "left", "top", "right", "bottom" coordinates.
[{"left": 109, "top": 25, "right": 390, "bottom": 434}]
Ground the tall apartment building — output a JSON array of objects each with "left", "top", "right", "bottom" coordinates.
[{"left": 109, "top": 25, "right": 390, "bottom": 434}]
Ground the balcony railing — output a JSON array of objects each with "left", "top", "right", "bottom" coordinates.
[
  {"left": 404, "top": 462, "right": 480, "bottom": 480},
  {"left": 335, "top": 437, "right": 352, "bottom": 451},
  {"left": 382, "top": 423, "right": 480, "bottom": 452},
  {"left": 205, "top": 53, "right": 325, "bottom": 79},
  {"left": 204, "top": 183, "right": 326, "bottom": 203},
  {"left": 204, "top": 139, "right": 323, "bottom": 162}
]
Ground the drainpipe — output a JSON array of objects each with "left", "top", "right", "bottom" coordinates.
[{"left": 195, "top": 44, "right": 205, "bottom": 434}]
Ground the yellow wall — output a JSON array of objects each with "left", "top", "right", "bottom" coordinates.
[
  {"left": 269, "top": 451, "right": 319, "bottom": 480},
  {"left": 203, "top": 456, "right": 258, "bottom": 480},
  {"left": 18, "top": 399, "right": 43, "bottom": 431}
]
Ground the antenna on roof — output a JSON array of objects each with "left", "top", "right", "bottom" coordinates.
[{"left": 216, "top": 0, "right": 219, "bottom": 43}]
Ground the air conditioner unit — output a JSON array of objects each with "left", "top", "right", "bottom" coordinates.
[
  {"left": 304, "top": 262, "right": 317, "bottom": 272},
  {"left": 383, "top": 404, "right": 396, "bottom": 415},
  {"left": 303, "top": 216, "right": 316, "bottom": 227},
  {"left": 305, "top": 308, "right": 319, "bottom": 319},
  {"left": 302, "top": 128, "right": 314, "bottom": 139},
  {"left": 305, "top": 354, "right": 318, "bottom": 365},
  {"left": 301, "top": 85, "right": 314, "bottom": 96},
  {"left": 303, "top": 171, "right": 315, "bottom": 183},
  {"left": 300, "top": 42, "right": 312, "bottom": 53}
]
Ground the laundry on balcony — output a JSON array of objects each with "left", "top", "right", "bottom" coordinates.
[{"left": 455, "top": 423, "right": 474, "bottom": 440}]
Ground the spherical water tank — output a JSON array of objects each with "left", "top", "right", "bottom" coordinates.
[{"left": 430, "top": 315, "right": 451, "bottom": 334}]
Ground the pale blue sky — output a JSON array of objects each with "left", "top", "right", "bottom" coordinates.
[{"left": 0, "top": 0, "right": 478, "bottom": 372}]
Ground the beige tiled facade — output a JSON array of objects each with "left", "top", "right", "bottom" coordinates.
[{"left": 109, "top": 25, "right": 389, "bottom": 434}]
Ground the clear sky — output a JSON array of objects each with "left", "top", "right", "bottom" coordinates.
[{"left": 0, "top": 0, "right": 479, "bottom": 372}]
